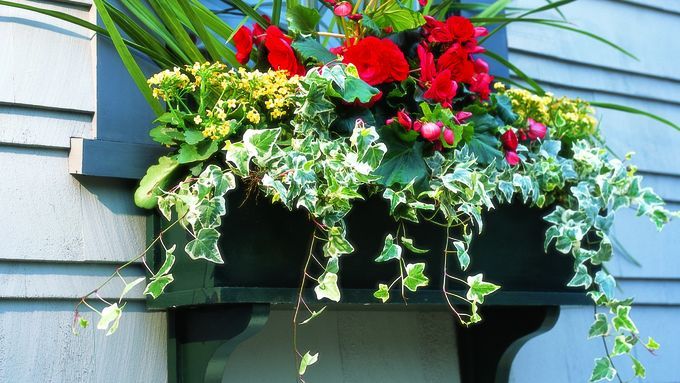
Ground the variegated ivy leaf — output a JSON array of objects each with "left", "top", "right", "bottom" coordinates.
[
  {"left": 612, "top": 335, "right": 632, "bottom": 356},
  {"left": 185, "top": 228, "right": 222, "bottom": 263},
  {"left": 588, "top": 313, "right": 610, "bottom": 339},
  {"left": 243, "top": 128, "right": 281, "bottom": 159},
  {"left": 630, "top": 355, "right": 646, "bottom": 378},
  {"left": 97, "top": 303, "right": 123, "bottom": 336},
  {"left": 300, "top": 307, "right": 327, "bottom": 325},
  {"left": 612, "top": 306, "right": 638, "bottom": 334},
  {"left": 144, "top": 274, "right": 174, "bottom": 299},
  {"left": 299, "top": 351, "right": 319, "bottom": 376},
  {"left": 403, "top": 263, "right": 429, "bottom": 292},
  {"left": 589, "top": 357, "right": 616, "bottom": 382},
  {"left": 323, "top": 226, "right": 354, "bottom": 258},
  {"left": 400, "top": 237, "right": 428, "bottom": 254},
  {"left": 119, "top": 277, "right": 146, "bottom": 303},
  {"left": 314, "top": 272, "right": 341, "bottom": 302},
  {"left": 594, "top": 270, "right": 616, "bottom": 300},
  {"left": 375, "top": 234, "right": 402, "bottom": 262},
  {"left": 225, "top": 142, "right": 251, "bottom": 176},
  {"left": 452, "top": 240, "right": 470, "bottom": 271},
  {"left": 466, "top": 273, "right": 500, "bottom": 304},
  {"left": 645, "top": 336, "right": 660, "bottom": 350},
  {"left": 567, "top": 264, "right": 593, "bottom": 289},
  {"left": 154, "top": 245, "right": 176, "bottom": 278},
  {"left": 373, "top": 283, "right": 390, "bottom": 303}
]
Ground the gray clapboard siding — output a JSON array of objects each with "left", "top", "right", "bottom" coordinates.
[{"left": 0, "top": 104, "right": 93, "bottom": 148}]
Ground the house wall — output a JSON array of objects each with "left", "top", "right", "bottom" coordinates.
[{"left": 507, "top": 1, "right": 680, "bottom": 382}]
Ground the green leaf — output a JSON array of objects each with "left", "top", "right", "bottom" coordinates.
[
  {"left": 374, "top": 126, "right": 428, "bottom": 188},
  {"left": 452, "top": 240, "right": 470, "bottom": 270},
  {"left": 298, "top": 351, "right": 319, "bottom": 375},
  {"left": 144, "top": 274, "right": 174, "bottom": 299},
  {"left": 588, "top": 313, "right": 610, "bottom": 339},
  {"left": 119, "top": 277, "right": 146, "bottom": 302},
  {"left": 464, "top": 113, "right": 503, "bottom": 164},
  {"left": 185, "top": 228, "right": 223, "bottom": 263},
  {"left": 337, "top": 76, "right": 382, "bottom": 104},
  {"left": 645, "top": 336, "right": 660, "bottom": 350},
  {"left": 466, "top": 273, "right": 500, "bottom": 304},
  {"left": 594, "top": 270, "right": 616, "bottom": 300},
  {"left": 612, "top": 335, "right": 632, "bottom": 356},
  {"left": 492, "top": 94, "right": 518, "bottom": 125},
  {"left": 292, "top": 38, "right": 337, "bottom": 64},
  {"left": 567, "top": 264, "right": 593, "bottom": 289},
  {"left": 97, "top": 303, "right": 123, "bottom": 336},
  {"left": 370, "top": 1, "right": 426, "bottom": 32},
  {"left": 590, "top": 357, "right": 616, "bottom": 382},
  {"left": 630, "top": 355, "right": 646, "bottom": 378},
  {"left": 612, "top": 306, "right": 638, "bottom": 334},
  {"left": 134, "top": 156, "right": 180, "bottom": 209},
  {"left": 375, "top": 234, "right": 402, "bottom": 262},
  {"left": 177, "top": 140, "right": 219, "bottom": 164},
  {"left": 403, "top": 263, "right": 429, "bottom": 292},
  {"left": 184, "top": 130, "right": 205, "bottom": 145},
  {"left": 374, "top": 283, "right": 390, "bottom": 303},
  {"left": 323, "top": 226, "right": 355, "bottom": 258},
  {"left": 287, "top": 4, "right": 321, "bottom": 34},
  {"left": 79, "top": 317, "right": 89, "bottom": 329},
  {"left": 401, "top": 237, "right": 429, "bottom": 254},
  {"left": 154, "top": 245, "right": 176, "bottom": 278},
  {"left": 243, "top": 128, "right": 281, "bottom": 158},
  {"left": 300, "top": 307, "right": 327, "bottom": 325},
  {"left": 314, "top": 272, "right": 341, "bottom": 302}
]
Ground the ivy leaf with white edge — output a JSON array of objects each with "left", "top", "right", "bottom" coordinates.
[
  {"left": 588, "top": 313, "right": 610, "bottom": 338},
  {"left": 185, "top": 228, "right": 223, "bottom": 263},
  {"left": 403, "top": 263, "right": 429, "bottom": 292},
  {"left": 299, "top": 351, "right": 319, "bottom": 375},
  {"left": 300, "top": 307, "right": 327, "bottom": 325},
  {"left": 645, "top": 337, "right": 660, "bottom": 350},
  {"left": 243, "top": 128, "right": 281, "bottom": 159},
  {"left": 144, "top": 274, "right": 174, "bottom": 299},
  {"left": 612, "top": 306, "right": 638, "bottom": 333},
  {"left": 323, "top": 226, "right": 354, "bottom": 258},
  {"left": 567, "top": 264, "right": 593, "bottom": 289},
  {"left": 612, "top": 335, "right": 632, "bottom": 356},
  {"left": 594, "top": 270, "right": 616, "bottom": 300},
  {"left": 119, "top": 277, "right": 146, "bottom": 303},
  {"left": 400, "top": 236, "right": 428, "bottom": 254},
  {"left": 466, "top": 273, "right": 500, "bottom": 304},
  {"left": 375, "top": 234, "right": 402, "bottom": 262},
  {"left": 314, "top": 272, "right": 341, "bottom": 302},
  {"left": 154, "top": 245, "right": 176, "bottom": 278},
  {"left": 630, "top": 355, "right": 646, "bottom": 378},
  {"left": 374, "top": 283, "right": 390, "bottom": 303},
  {"left": 589, "top": 357, "right": 616, "bottom": 382},
  {"left": 452, "top": 240, "right": 470, "bottom": 270},
  {"left": 97, "top": 303, "right": 123, "bottom": 336}
]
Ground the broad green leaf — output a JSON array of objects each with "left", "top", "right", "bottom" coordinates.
[
  {"left": 287, "top": 4, "right": 321, "bottom": 34},
  {"left": 97, "top": 303, "right": 123, "bottom": 336},
  {"left": 466, "top": 273, "right": 500, "bottom": 304},
  {"left": 292, "top": 38, "right": 337, "bottom": 64},
  {"left": 243, "top": 128, "right": 281, "bottom": 158},
  {"left": 150, "top": 125, "right": 184, "bottom": 145},
  {"left": 594, "top": 271, "right": 616, "bottom": 300},
  {"left": 374, "top": 283, "right": 390, "bottom": 303},
  {"left": 630, "top": 355, "right": 646, "bottom": 378},
  {"left": 612, "top": 306, "right": 638, "bottom": 334},
  {"left": 588, "top": 313, "right": 610, "bottom": 339},
  {"left": 645, "top": 337, "right": 660, "bottom": 350},
  {"left": 492, "top": 94, "right": 518, "bottom": 125},
  {"left": 144, "top": 274, "right": 174, "bottom": 299},
  {"left": 589, "top": 357, "right": 616, "bottom": 382},
  {"left": 299, "top": 351, "right": 319, "bottom": 375},
  {"left": 370, "top": 1, "right": 426, "bottom": 32},
  {"left": 134, "top": 156, "right": 180, "bottom": 209},
  {"left": 119, "top": 277, "right": 146, "bottom": 302},
  {"left": 612, "top": 335, "right": 632, "bottom": 356},
  {"left": 464, "top": 113, "right": 503, "bottom": 164},
  {"left": 177, "top": 140, "right": 219, "bottom": 164},
  {"left": 314, "top": 272, "right": 341, "bottom": 302},
  {"left": 185, "top": 228, "right": 223, "bottom": 263},
  {"left": 375, "top": 234, "right": 402, "bottom": 262},
  {"left": 300, "top": 307, "right": 327, "bottom": 325},
  {"left": 401, "top": 237, "right": 429, "bottom": 254},
  {"left": 403, "top": 263, "right": 429, "bottom": 292},
  {"left": 374, "top": 126, "right": 428, "bottom": 188}
]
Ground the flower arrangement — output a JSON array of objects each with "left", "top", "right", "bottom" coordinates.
[{"left": 4, "top": 0, "right": 677, "bottom": 381}]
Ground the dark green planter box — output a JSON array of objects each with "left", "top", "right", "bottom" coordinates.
[{"left": 146, "top": 187, "right": 587, "bottom": 310}]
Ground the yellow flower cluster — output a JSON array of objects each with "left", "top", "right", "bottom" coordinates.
[
  {"left": 495, "top": 83, "right": 598, "bottom": 142},
  {"left": 239, "top": 67, "right": 300, "bottom": 120},
  {"left": 147, "top": 67, "right": 192, "bottom": 99}
]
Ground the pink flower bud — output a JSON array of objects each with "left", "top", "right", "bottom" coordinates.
[
  {"left": 473, "top": 58, "right": 489, "bottom": 74},
  {"left": 348, "top": 13, "right": 362, "bottom": 21},
  {"left": 443, "top": 128, "right": 455, "bottom": 145},
  {"left": 420, "top": 122, "right": 442, "bottom": 141},
  {"left": 334, "top": 1, "right": 353, "bottom": 17},
  {"left": 418, "top": 0, "right": 428, "bottom": 6},
  {"left": 505, "top": 151, "right": 520, "bottom": 166},
  {"left": 455, "top": 111, "right": 472, "bottom": 124},
  {"left": 413, "top": 120, "right": 423, "bottom": 132},
  {"left": 527, "top": 118, "right": 547, "bottom": 140},
  {"left": 500, "top": 129, "right": 518, "bottom": 151},
  {"left": 397, "top": 110, "right": 412, "bottom": 130}
]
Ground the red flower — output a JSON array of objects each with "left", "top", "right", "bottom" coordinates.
[
  {"left": 446, "top": 16, "right": 475, "bottom": 41},
  {"left": 233, "top": 26, "right": 253, "bottom": 65},
  {"left": 423, "top": 16, "right": 453, "bottom": 43},
  {"left": 424, "top": 70, "right": 458, "bottom": 108},
  {"left": 387, "top": 110, "right": 414, "bottom": 130},
  {"left": 264, "top": 26, "right": 305, "bottom": 76},
  {"left": 443, "top": 128, "right": 455, "bottom": 145},
  {"left": 348, "top": 13, "right": 363, "bottom": 21},
  {"left": 417, "top": 43, "right": 436, "bottom": 85},
  {"left": 455, "top": 111, "right": 472, "bottom": 123},
  {"left": 253, "top": 23, "right": 267, "bottom": 45},
  {"left": 342, "top": 37, "right": 409, "bottom": 86},
  {"left": 470, "top": 72, "right": 493, "bottom": 100},
  {"left": 501, "top": 129, "right": 518, "bottom": 151},
  {"left": 473, "top": 58, "right": 489, "bottom": 74},
  {"left": 505, "top": 151, "right": 520, "bottom": 166},
  {"left": 527, "top": 118, "right": 547, "bottom": 140},
  {"left": 419, "top": 0, "right": 428, "bottom": 6},
  {"left": 420, "top": 122, "right": 442, "bottom": 141},
  {"left": 437, "top": 45, "right": 475, "bottom": 83},
  {"left": 333, "top": 1, "right": 353, "bottom": 17}
]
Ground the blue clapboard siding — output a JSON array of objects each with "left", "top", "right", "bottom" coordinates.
[{"left": 506, "top": 1, "right": 680, "bottom": 382}]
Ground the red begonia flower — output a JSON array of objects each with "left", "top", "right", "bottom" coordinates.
[
  {"left": 234, "top": 26, "right": 253, "bottom": 65},
  {"left": 437, "top": 45, "right": 475, "bottom": 83},
  {"left": 501, "top": 129, "right": 518, "bottom": 151},
  {"left": 470, "top": 72, "right": 494, "bottom": 100},
  {"left": 417, "top": 43, "right": 436, "bottom": 85},
  {"left": 264, "top": 26, "right": 305, "bottom": 76},
  {"left": 424, "top": 70, "right": 458, "bottom": 108},
  {"left": 342, "top": 37, "right": 409, "bottom": 86}
]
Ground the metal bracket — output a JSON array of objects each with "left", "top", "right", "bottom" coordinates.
[
  {"left": 167, "top": 304, "right": 270, "bottom": 383},
  {"left": 457, "top": 305, "right": 560, "bottom": 383}
]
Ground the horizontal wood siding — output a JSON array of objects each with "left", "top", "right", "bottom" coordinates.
[{"left": 507, "top": 1, "right": 680, "bottom": 381}]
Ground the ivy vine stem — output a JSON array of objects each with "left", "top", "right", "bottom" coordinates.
[{"left": 292, "top": 228, "right": 317, "bottom": 382}]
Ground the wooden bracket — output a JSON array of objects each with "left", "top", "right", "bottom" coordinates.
[
  {"left": 457, "top": 305, "right": 560, "bottom": 383},
  {"left": 167, "top": 304, "right": 270, "bottom": 383}
]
